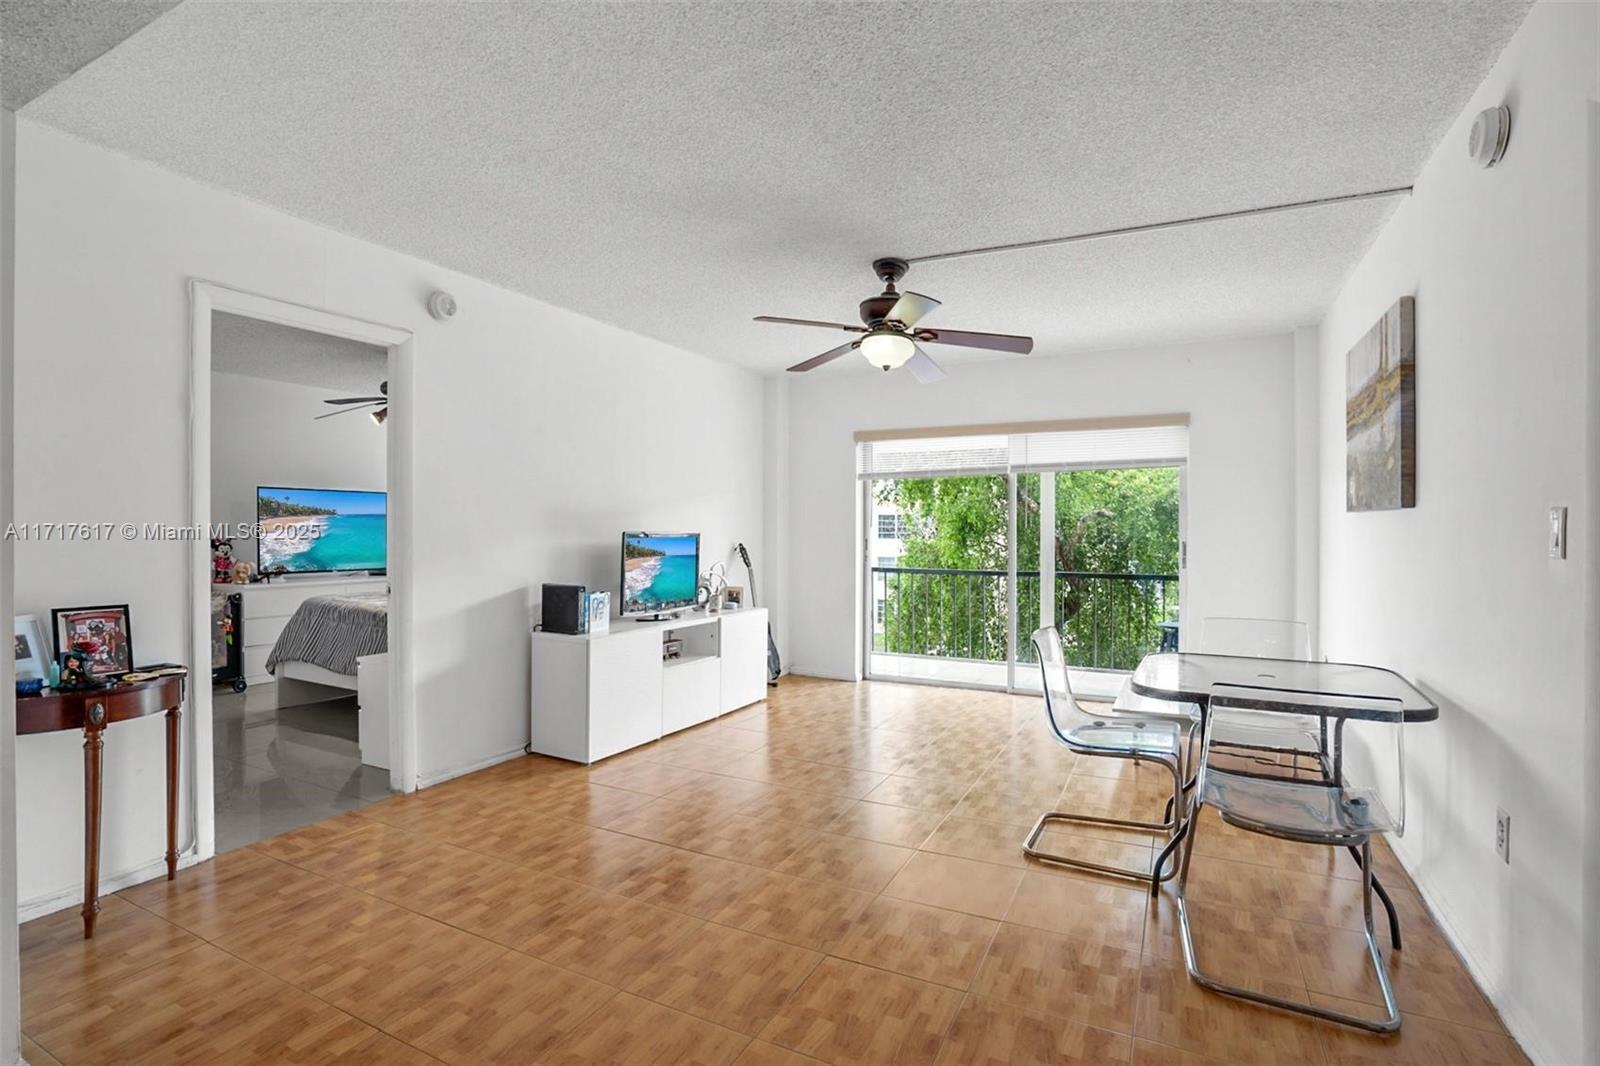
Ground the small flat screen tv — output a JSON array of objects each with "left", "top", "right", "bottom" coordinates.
[
  {"left": 621, "top": 532, "right": 700, "bottom": 617},
  {"left": 257, "top": 486, "right": 387, "bottom": 575}
]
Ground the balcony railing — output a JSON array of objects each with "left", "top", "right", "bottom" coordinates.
[{"left": 871, "top": 566, "right": 1179, "bottom": 672}]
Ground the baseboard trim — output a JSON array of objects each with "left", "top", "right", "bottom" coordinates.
[
  {"left": 19, "top": 849, "right": 205, "bottom": 923},
  {"left": 1389, "top": 841, "right": 1557, "bottom": 1065},
  {"left": 783, "top": 667, "right": 857, "bottom": 683},
  {"left": 416, "top": 747, "right": 525, "bottom": 790}
]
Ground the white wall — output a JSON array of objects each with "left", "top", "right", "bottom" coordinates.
[
  {"left": 782, "top": 333, "right": 1300, "bottom": 680},
  {"left": 12, "top": 120, "right": 764, "bottom": 910},
  {"left": 1, "top": 103, "right": 22, "bottom": 1066},
  {"left": 1315, "top": 4, "right": 1596, "bottom": 1062},
  {"left": 210, "top": 371, "right": 388, "bottom": 566}
]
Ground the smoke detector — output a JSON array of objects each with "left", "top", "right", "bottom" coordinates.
[
  {"left": 1467, "top": 105, "right": 1511, "bottom": 168},
  {"left": 427, "top": 290, "right": 458, "bottom": 321}
]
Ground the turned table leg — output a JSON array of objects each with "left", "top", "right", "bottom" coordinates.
[
  {"left": 166, "top": 707, "right": 180, "bottom": 879},
  {"left": 82, "top": 703, "right": 107, "bottom": 939}
]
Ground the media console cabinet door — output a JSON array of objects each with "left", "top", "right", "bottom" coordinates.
[
  {"left": 720, "top": 610, "right": 768, "bottom": 713},
  {"left": 588, "top": 626, "right": 665, "bottom": 760}
]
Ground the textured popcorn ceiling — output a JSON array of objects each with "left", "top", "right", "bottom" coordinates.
[
  {"left": 212, "top": 313, "right": 386, "bottom": 395},
  {"left": 22, "top": 2, "right": 1529, "bottom": 372},
  {"left": 0, "top": 0, "right": 179, "bottom": 108}
]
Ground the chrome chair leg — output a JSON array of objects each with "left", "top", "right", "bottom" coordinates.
[
  {"left": 1022, "top": 752, "right": 1185, "bottom": 895},
  {"left": 1176, "top": 831, "right": 1401, "bottom": 1034},
  {"left": 1348, "top": 843, "right": 1403, "bottom": 950}
]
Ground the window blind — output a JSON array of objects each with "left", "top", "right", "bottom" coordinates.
[
  {"left": 857, "top": 422, "right": 1188, "bottom": 479},
  {"left": 1008, "top": 423, "right": 1188, "bottom": 471},
  {"left": 856, "top": 434, "right": 1010, "bottom": 478}
]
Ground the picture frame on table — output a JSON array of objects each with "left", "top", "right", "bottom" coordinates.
[
  {"left": 722, "top": 586, "right": 744, "bottom": 609},
  {"left": 13, "top": 614, "right": 51, "bottom": 682},
  {"left": 51, "top": 604, "right": 134, "bottom": 679}
]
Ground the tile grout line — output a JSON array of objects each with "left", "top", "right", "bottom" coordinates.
[{"left": 111, "top": 888, "right": 451, "bottom": 1064}]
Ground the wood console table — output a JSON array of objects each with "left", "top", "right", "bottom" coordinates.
[{"left": 16, "top": 674, "right": 185, "bottom": 938}]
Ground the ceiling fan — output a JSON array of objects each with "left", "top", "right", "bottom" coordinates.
[
  {"left": 317, "top": 381, "right": 387, "bottom": 425},
  {"left": 755, "top": 258, "right": 1033, "bottom": 383}
]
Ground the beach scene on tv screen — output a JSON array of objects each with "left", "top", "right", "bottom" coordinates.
[
  {"left": 623, "top": 534, "right": 697, "bottom": 610},
  {"left": 258, "top": 487, "right": 387, "bottom": 572}
]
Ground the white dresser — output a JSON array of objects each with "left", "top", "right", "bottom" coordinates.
[
  {"left": 530, "top": 608, "right": 769, "bottom": 764},
  {"left": 230, "top": 574, "right": 387, "bottom": 685}
]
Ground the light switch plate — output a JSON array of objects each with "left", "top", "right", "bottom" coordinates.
[{"left": 1549, "top": 506, "right": 1568, "bottom": 559}]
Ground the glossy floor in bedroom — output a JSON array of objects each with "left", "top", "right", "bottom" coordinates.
[
  {"left": 211, "top": 683, "right": 391, "bottom": 853},
  {"left": 21, "top": 676, "right": 1524, "bottom": 1065}
]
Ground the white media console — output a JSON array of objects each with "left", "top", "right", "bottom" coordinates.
[{"left": 529, "top": 607, "right": 769, "bottom": 763}]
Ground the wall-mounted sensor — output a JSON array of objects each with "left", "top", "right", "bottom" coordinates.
[
  {"left": 427, "top": 290, "right": 458, "bottom": 321},
  {"left": 1468, "top": 105, "right": 1511, "bottom": 168}
]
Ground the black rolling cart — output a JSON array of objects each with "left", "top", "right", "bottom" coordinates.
[{"left": 211, "top": 589, "right": 247, "bottom": 692}]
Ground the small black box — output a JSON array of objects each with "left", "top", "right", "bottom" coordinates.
[{"left": 541, "top": 583, "right": 589, "bottom": 635}]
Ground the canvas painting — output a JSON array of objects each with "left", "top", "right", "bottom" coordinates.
[{"left": 1346, "top": 296, "right": 1416, "bottom": 511}]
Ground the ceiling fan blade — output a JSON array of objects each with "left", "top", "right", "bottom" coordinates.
[
  {"left": 905, "top": 346, "right": 946, "bottom": 385},
  {"left": 314, "top": 402, "right": 383, "bottom": 419},
  {"left": 755, "top": 315, "right": 867, "bottom": 333},
  {"left": 323, "top": 396, "right": 386, "bottom": 405},
  {"left": 786, "top": 340, "right": 859, "bottom": 373},
  {"left": 887, "top": 291, "right": 941, "bottom": 328},
  {"left": 914, "top": 327, "right": 1034, "bottom": 354}
]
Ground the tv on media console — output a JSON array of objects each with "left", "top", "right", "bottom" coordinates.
[
  {"left": 621, "top": 532, "right": 699, "bottom": 617},
  {"left": 257, "top": 486, "right": 387, "bottom": 575}
]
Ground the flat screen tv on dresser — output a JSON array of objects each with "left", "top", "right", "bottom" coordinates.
[{"left": 256, "top": 486, "right": 387, "bottom": 574}]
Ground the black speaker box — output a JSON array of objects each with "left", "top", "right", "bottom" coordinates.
[{"left": 541, "top": 583, "right": 589, "bottom": 635}]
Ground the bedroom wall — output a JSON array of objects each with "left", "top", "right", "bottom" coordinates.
[
  {"left": 781, "top": 332, "right": 1301, "bottom": 681},
  {"left": 1315, "top": 4, "right": 1596, "bottom": 1062},
  {"left": 11, "top": 119, "right": 764, "bottom": 911},
  {"left": 210, "top": 371, "right": 388, "bottom": 567}
]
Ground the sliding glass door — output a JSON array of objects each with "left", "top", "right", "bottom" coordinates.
[
  {"left": 867, "top": 473, "right": 1014, "bottom": 687},
  {"left": 861, "top": 427, "right": 1186, "bottom": 692}
]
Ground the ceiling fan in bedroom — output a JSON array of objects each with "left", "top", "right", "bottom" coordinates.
[
  {"left": 316, "top": 381, "right": 388, "bottom": 425},
  {"left": 754, "top": 258, "right": 1033, "bottom": 383}
]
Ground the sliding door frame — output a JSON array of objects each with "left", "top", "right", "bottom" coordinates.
[{"left": 861, "top": 460, "right": 1188, "bottom": 693}]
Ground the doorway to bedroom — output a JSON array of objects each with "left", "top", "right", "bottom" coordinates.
[{"left": 205, "top": 306, "right": 399, "bottom": 851}]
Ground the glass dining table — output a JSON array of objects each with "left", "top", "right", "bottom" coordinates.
[{"left": 1128, "top": 651, "right": 1438, "bottom": 947}]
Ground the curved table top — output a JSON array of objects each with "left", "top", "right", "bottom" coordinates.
[
  {"left": 1130, "top": 653, "right": 1439, "bottom": 723},
  {"left": 16, "top": 674, "right": 186, "bottom": 735}
]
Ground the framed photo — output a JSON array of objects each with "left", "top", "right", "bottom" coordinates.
[
  {"left": 13, "top": 614, "right": 51, "bottom": 682},
  {"left": 722, "top": 586, "right": 744, "bottom": 609},
  {"left": 52, "top": 604, "right": 134, "bottom": 678}
]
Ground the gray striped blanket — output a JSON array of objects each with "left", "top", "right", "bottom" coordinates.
[{"left": 266, "top": 593, "right": 388, "bottom": 677}]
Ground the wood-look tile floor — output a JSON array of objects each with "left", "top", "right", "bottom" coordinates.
[{"left": 22, "top": 677, "right": 1527, "bottom": 1065}]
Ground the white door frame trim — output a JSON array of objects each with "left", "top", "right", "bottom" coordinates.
[{"left": 188, "top": 281, "right": 417, "bottom": 858}]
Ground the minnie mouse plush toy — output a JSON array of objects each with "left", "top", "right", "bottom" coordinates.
[{"left": 211, "top": 538, "right": 235, "bottom": 585}]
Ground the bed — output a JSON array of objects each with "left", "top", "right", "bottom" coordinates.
[{"left": 267, "top": 592, "right": 388, "bottom": 705}]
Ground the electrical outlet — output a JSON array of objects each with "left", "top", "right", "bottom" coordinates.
[{"left": 1496, "top": 808, "right": 1511, "bottom": 864}]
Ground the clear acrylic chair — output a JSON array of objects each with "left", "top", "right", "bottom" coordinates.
[
  {"left": 1198, "top": 616, "right": 1323, "bottom": 777},
  {"left": 1025, "top": 627, "right": 1188, "bottom": 894},
  {"left": 1177, "top": 682, "right": 1406, "bottom": 1033},
  {"left": 1198, "top": 616, "right": 1311, "bottom": 660}
]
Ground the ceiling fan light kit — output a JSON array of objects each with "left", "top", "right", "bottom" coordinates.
[
  {"left": 861, "top": 330, "right": 916, "bottom": 370},
  {"left": 756, "top": 256, "right": 1032, "bottom": 383}
]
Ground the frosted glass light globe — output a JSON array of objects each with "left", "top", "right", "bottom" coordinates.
[{"left": 860, "top": 330, "right": 915, "bottom": 370}]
